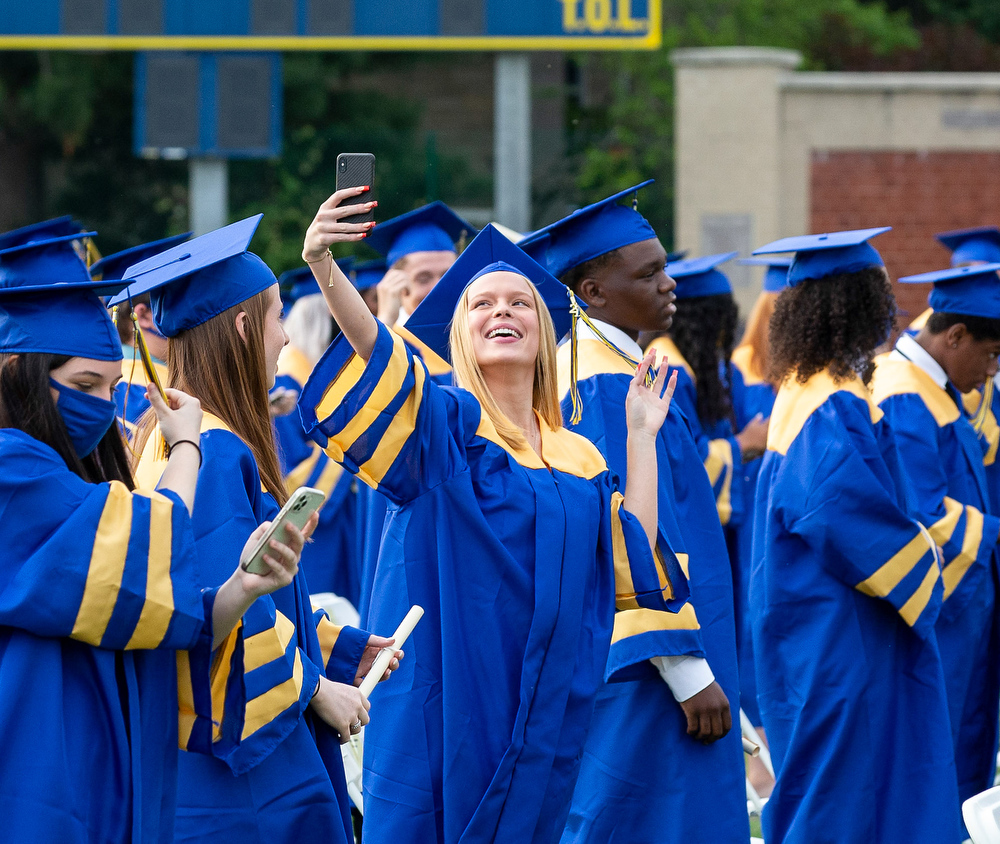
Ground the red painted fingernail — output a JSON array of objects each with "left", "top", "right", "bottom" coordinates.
[
  {"left": 362, "top": 185, "right": 370, "bottom": 191},
  {"left": 362, "top": 233, "right": 367, "bottom": 238},
  {"left": 373, "top": 201, "right": 378, "bottom": 207}
]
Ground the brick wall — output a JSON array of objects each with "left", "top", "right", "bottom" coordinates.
[{"left": 811, "top": 150, "right": 1000, "bottom": 325}]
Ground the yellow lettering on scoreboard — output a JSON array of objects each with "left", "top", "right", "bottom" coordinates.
[{"left": 559, "top": 0, "right": 648, "bottom": 34}]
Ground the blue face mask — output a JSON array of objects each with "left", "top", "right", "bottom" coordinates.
[{"left": 49, "top": 378, "right": 118, "bottom": 457}]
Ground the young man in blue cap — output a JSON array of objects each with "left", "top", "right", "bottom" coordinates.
[
  {"left": 871, "top": 262, "right": 1000, "bottom": 829},
  {"left": 751, "top": 227, "right": 960, "bottom": 843},
  {"left": 520, "top": 183, "right": 748, "bottom": 844},
  {"left": 90, "top": 232, "right": 192, "bottom": 433}
]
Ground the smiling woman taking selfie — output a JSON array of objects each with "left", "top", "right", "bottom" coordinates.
[{"left": 297, "top": 189, "right": 689, "bottom": 844}]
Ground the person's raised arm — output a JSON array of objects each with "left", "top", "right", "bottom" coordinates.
[
  {"left": 623, "top": 350, "right": 677, "bottom": 548},
  {"left": 302, "top": 187, "right": 380, "bottom": 361},
  {"left": 148, "top": 382, "right": 202, "bottom": 514}
]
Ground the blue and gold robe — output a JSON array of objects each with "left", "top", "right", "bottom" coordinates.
[
  {"left": 272, "top": 344, "right": 362, "bottom": 604},
  {"left": 299, "top": 322, "right": 688, "bottom": 844},
  {"left": 0, "top": 429, "right": 244, "bottom": 844},
  {"left": 556, "top": 332, "right": 747, "bottom": 844},
  {"left": 752, "top": 369, "right": 961, "bottom": 843},
  {"left": 136, "top": 413, "right": 369, "bottom": 844},
  {"left": 646, "top": 335, "right": 744, "bottom": 528},
  {"left": 871, "top": 350, "right": 1000, "bottom": 809}
]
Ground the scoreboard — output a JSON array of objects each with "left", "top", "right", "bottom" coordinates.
[{"left": 0, "top": 0, "right": 661, "bottom": 50}]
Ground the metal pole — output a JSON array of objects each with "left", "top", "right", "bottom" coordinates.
[
  {"left": 189, "top": 157, "right": 229, "bottom": 235},
  {"left": 493, "top": 53, "right": 531, "bottom": 233}
]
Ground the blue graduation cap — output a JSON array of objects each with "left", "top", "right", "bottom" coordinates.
[
  {"left": 365, "top": 201, "right": 475, "bottom": 268},
  {"left": 0, "top": 216, "right": 89, "bottom": 252},
  {"left": 89, "top": 232, "right": 192, "bottom": 282},
  {"left": 899, "top": 263, "right": 1000, "bottom": 320},
  {"left": 739, "top": 255, "right": 793, "bottom": 293},
  {"left": 0, "top": 235, "right": 129, "bottom": 361},
  {"left": 667, "top": 252, "right": 738, "bottom": 299},
  {"left": 518, "top": 181, "right": 657, "bottom": 279},
  {"left": 935, "top": 227, "right": 1000, "bottom": 267},
  {"left": 353, "top": 258, "right": 386, "bottom": 292},
  {"left": 666, "top": 249, "right": 688, "bottom": 263},
  {"left": 107, "top": 215, "right": 278, "bottom": 338},
  {"left": 752, "top": 227, "right": 891, "bottom": 286},
  {"left": 405, "top": 225, "right": 571, "bottom": 363}
]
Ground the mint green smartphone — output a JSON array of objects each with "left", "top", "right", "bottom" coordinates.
[{"left": 242, "top": 486, "right": 325, "bottom": 575}]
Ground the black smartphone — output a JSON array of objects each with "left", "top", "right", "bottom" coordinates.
[{"left": 335, "top": 153, "right": 376, "bottom": 224}]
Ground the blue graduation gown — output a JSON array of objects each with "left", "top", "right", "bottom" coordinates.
[
  {"left": 647, "top": 335, "right": 745, "bottom": 528},
  {"left": 556, "top": 337, "right": 748, "bottom": 844},
  {"left": 730, "top": 345, "right": 777, "bottom": 725},
  {"left": 871, "top": 356, "right": 1000, "bottom": 808},
  {"left": 0, "top": 429, "right": 242, "bottom": 844},
  {"left": 135, "top": 415, "right": 368, "bottom": 844},
  {"left": 299, "top": 323, "right": 688, "bottom": 844},
  {"left": 272, "top": 345, "right": 362, "bottom": 604},
  {"left": 752, "top": 370, "right": 961, "bottom": 843}
]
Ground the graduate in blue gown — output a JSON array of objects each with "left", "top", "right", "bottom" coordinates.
[
  {"left": 0, "top": 232, "right": 303, "bottom": 844},
  {"left": 519, "top": 183, "right": 747, "bottom": 844},
  {"left": 728, "top": 257, "right": 790, "bottom": 732},
  {"left": 109, "top": 215, "right": 398, "bottom": 844},
  {"left": 299, "top": 188, "right": 689, "bottom": 844},
  {"left": 645, "top": 254, "right": 769, "bottom": 530},
  {"left": 750, "top": 227, "right": 961, "bottom": 843},
  {"left": 872, "top": 262, "right": 1000, "bottom": 819},
  {"left": 91, "top": 233, "right": 191, "bottom": 435}
]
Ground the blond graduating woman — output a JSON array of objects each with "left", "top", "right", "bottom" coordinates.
[
  {"left": 112, "top": 216, "right": 398, "bottom": 844},
  {"left": 297, "top": 190, "right": 689, "bottom": 844}
]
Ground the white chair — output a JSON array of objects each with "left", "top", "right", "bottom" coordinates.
[{"left": 963, "top": 785, "right": 1000, "bottom": 844}]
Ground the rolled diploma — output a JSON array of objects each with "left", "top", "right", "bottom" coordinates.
[
  {"left": 742, "top": 736, "right": 760, "bottom": 757},
  {"left": 358, "top": 605, "right": 424, "bottom": 698}
]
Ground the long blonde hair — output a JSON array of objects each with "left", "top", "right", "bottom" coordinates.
[
  {"left": 448, "top": 276, "right": 562, "bottom": 451},
  {"left": 134, "top": 288, "right": 288, "bottom": 506},
  {"left": 736, "top": 291, "right": 779, "bottom": 385}
]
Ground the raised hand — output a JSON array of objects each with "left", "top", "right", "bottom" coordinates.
[
  {"left": 625, "top": 349, "right": 678, "bottom": 439},
  {"left": 302, "top": 186, "right": 377, "bottom": 262}
]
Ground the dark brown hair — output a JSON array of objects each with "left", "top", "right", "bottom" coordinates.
[
  {"left": 769, "top": 266, "right": 896, "bottom": 386},
  {"left": 0, "top": 352, "right": 134, "bottom": 487}
]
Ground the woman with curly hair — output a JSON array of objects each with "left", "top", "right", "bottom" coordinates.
[{"left": 750, "top": 228, "right": 961, "bottom": 844}]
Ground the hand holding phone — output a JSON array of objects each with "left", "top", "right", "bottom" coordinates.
[
  {"left": 335, "top": 153, "right": 376, "bottom": 224},
  {"left": 242, "top": 487, "right": 326, "bottom": 575}
]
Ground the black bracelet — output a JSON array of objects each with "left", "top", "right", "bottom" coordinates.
[{"left": 166, "top": 438, "right": 203, "bottom": 468}]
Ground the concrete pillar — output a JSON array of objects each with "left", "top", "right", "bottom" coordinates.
[
  {"left": 672, "top": 47, "right": 801, "bottom": 312},
  {"left": 493, "top": 53, "right": 532, "bottom": 232},
  {"left": 189, "top": 157, "right": 229, "bottom": 236}
]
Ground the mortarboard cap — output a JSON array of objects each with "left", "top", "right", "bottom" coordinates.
[
  {"left": 0, "top": 235, "right": 128, "bottom": 361},
  {"left": 108, "top": 215, "right": 278, "bottom": 338},
  {"left": 365, "top": 202, "right": 475, "bottom": 268},
  {"left": 352, "top": 258, "right": 386, "bottom": 292},
  {"left": 405, "top": 224, "right": 571, "bottom": 362},
  {"left": 752, "top": 227, "right": 890, "bottom": 286},
  {"left": 518, "top": 180, "right": 657, "bottom": 279},
  {"left": 668, "top": 252, "right": 738, "bottom": 299},
  {"left": 739, "top": 255, "right": 793, "bottom": 293},
  {"left": 0, "top": 216, "right": 89, "bottom": 252},
  {"left": 935, "top": 227, "right": 1000, "bottom": 267},
  {"left": 90, "top": 232, "right": 192, "bottom": 282},
  {"left": 666, "top": 249, "right": 688, "bottom": 263},
  {"left": 899, "top": 263, "right": 1000, "bottom": 320}
]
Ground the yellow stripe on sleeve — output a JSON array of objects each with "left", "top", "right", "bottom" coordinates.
[
  {"left": 611, "top": 604, "right": 701, "bottom": 644},
  {"left": 943, "top": 507, "right": 985, "bottom": 600},
  {"left": 210, "top": 623, "right": 241, "bottom": 742},
  {"left": 243, "top": 611, "right": 297, "bottom": 673},
  {"left": 315, "top": 611, "right": 344, "bottom": 669},
  {"left": 359, "top": 360, "right": 426, "bottom": 485},
  {"left": 610, "top": 491, "right": 639, "bottom": 611},
  {"left": 899, "top": 563, "right": 940, "bottom": 627},
  {"left": 71, "top": 482, "right": 133, "bottom": 646},
  {"left": 124, "top": 489, "right": 175, "bottom": 650},
  {"left": 315, "top": 353, "right": 369, "bottom": 433},
  {"left": 243, "top": 648, "right": 304, "bottom": 740},
  {"left": 705, "top": 439, "right": 734, "bottom": 525},
  {"left": 926, "top": 498, "right": 964, "bottom": 549},
  {"left": 284, "top": 445, "right": 322, "bottom": 493},
  {"left": 313, "top": 451, "right": 345, "bottom": 497},
  {"left": 856, "top": 532, "right": 932, "bottom": 599},
  {"left": 177, "top": 650, "right": 196, "bottom": 748}
]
